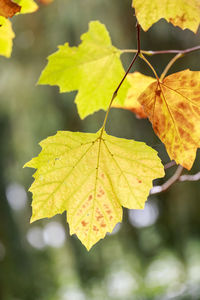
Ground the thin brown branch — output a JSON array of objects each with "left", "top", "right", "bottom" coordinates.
[
  {"left": 164, "top": 160, "right": 176, "bottom": 170},
  {"left": 113, "top": 23, "right": 141, "bottom": 97},
  {"left": 121, "top": 45, "right": 200, "bottom": 56},
  {"left": 150, "top": 167, "right": 200, "bottom": 195},
  {"left": 150, "top": 165, "right": 184, "bottom": 195},
  {"left": 149, "top": 45, "right": 200, "bottom": 55},
  {"left": 101, "top": 23, "right": 141, "bottom": 130},
  {"left": 160, "top": 52, "right": 183, "bottom": 80}
]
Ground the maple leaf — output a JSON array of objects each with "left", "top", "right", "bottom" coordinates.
[
  {"left": 25, "top": 130, "right": 164, "bottom": 250},
  {"left": 0, "top": 0, "right": 21, "bottom": 18},
  {"left": 132, "top": 0, "right": 200, "bottom": 33},
  {"left": 0, "top": 16, "right": 15, "bottom": 58},
  {"left": 112, "top": 72, "right": 155, "bottom": 119},
  {"left": 38, "top": 21, "right": 130, "bottom": 119},
  {"left": 138, "top": 69, "right": 200, "bottom": 170},
  {"left": 14, "top": 0, "right": 38, "bottom": 14}
]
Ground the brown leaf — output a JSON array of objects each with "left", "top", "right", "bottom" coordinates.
[
  {"left": 138, "top": 69, "right": 200, "bottom": 170},
  {"left": 0, "top": 0, "right": 21, "bottom": 18}
]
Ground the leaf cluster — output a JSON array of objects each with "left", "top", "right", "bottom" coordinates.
[{"left": 2, "top": 0, "right": 200, "bottom": 250}]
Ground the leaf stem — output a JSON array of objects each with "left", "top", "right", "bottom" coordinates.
[
  {"left": 160, "top": 53, "right": 183, "bottom": 81},
  {"left": 139, "top": 53, "right": 159, "bottom": 81},
  {"left": 101, "top": 23, "right": 141, "bottom": 133}
]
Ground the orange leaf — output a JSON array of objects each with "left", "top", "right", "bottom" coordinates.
[
  {"left": 112, "top": 72, "right": 155, "bottom": 119},
  {"left": 138, "top": 69, "right": 200, "bottom": 170},
  {"left": 38, "top": 0, "right": 53, "bottom": 4},
  {"left": 0, "top": 0, "right": 21, "bottom": 18}
]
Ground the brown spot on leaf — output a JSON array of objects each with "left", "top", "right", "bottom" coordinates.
[
  {"left": 178, "top": 127, "right": 196, "bottom": 144},
  {"left": 155, "top": 89, "right": 161, "bottom": 97},
  {"left": 184, "top": 144, "right": 189, "bottom": 151},
  {"left": 153, "top": 119, "right": 161, "bottom": 135},
  {"left": 96, "top": 215, "right": 103, "bottom": 221},
  {"left": 177, "top": 102, "right": 188, "bottom": 110},
  {"left": 179, "top": 14, "right": 187, "bottom": 23},
  {"left": 106, "top": 210, "right": 111, "bottom": 215},
  {"left": 194, "top": 107, "right": 200, "bottom": 115},
  {"left": 93, "top": 225, "right": 99, "bottom": 232},
  {"left": 101, "top": 223, "right": 106, "bottom": 228},
  {"left": 81, "top": 221, "right": 87, "bottom": 227},
  {"left": 193, "top": 97, "right": 200, "bottom": 102},
  {"left": 99, "top": 188, "right": 105, "bottom": 196},
  {"left": 88, "top": 195, "right": 93, "bottom": 201},
  {"left": 175, "top": 111, "right": 194, "bottom": 131},
  {"left": 169, "top": 14, "right": 187, "bottom": 26},
  {"left": 101, "top": 173, "right": 105, "bottom": 179},
  {"left": 180, "top": 81, "right": 187, "bottom": 87},
  {"left": 190, "top": 80, "right": 197, "bottom": 87},
  {"left": 0, "top": 0, "right": 21, "bottom": 18}
]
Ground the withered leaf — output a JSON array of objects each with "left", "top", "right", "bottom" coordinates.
[
  {"left": 0, "top": 0, "right": 21, "bottom": 18},
  {"left": 138, "top": 69, "right": 200, "bottom": 170}
]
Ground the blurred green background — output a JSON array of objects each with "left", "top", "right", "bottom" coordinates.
[{"left": 0, "top": 0, "right": 200, "bottom": 299}]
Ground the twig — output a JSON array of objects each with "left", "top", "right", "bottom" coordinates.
[
  {"left": 150, "top": 165, "right": 184, "bottom": 195},
  {"left": 101, "top": 23, "right": 141, "bottom": 131},
  {"left": 179, "top": 172, "right": 200, "bottom": 182},
  {"left": 150, "top": 167, "right": 200, "bottom": 195},
  {"left": 160, "top": 52, "right": 183, "bottom": 80},
  {"left": 164, "top": 160, "right": 176, "bottom": 170},
  {"left": 121, "top": 45, "right": 200, "bottom": 56},
  {"left": 113, "top": 23, "right": 141, "bottom": 98}
]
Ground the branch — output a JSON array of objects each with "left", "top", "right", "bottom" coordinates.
[
  {"left": 150, "top": 165, "right": 184, "bottom": 195},
  {"left": 113, "top": 23, "right": 141, "bottom": 97},
  {"left": 150, "top": 167, "right": 200, "bottom": 195},
  {"left": 101, "top": 23, "right": 141, "bottom": 131},
  {"left": 121, "top": 45, "right": 200, "bottom": 56},
  {"left": 164, "top": 160, "right": 176, "bottom": 170},
  {"left": 160, "top": 52, "right": 183, "bottom": 80},
  {"left": 179, "top": 172, "right": 200, "bottom": 182}
]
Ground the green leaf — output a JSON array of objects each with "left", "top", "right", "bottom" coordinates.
[
  {"left": 38, "top": 21, "right": 130, "bottom": 119},
  {"left": 14, "top": 0, "right": 38, "bottom": 14},
  {"left": 25, "top": 129, "right": 164, "bottom": 250},
  {"left": 0, "top": 16, "right": 15, "bottom": 58}
]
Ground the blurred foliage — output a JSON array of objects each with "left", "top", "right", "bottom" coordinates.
[{"left": 0, "top": 0, "right": 200, "bottom": 299}]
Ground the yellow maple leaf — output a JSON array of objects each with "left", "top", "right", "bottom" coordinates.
[
  {"left": 0, "top": 16, "right": 15, "bottom": 58},
  {"left": 112, "top": 72, "right": 155, "bottom": 118},
  {"left": 25, "top": 129, "right": 164, "bottom": 250},
  {"left": 14, "top": 0, "right": 38, "bottom": 14},
  {"left": 138, "top": 69, "right": 200, "bottom": 170},
  {"left": 132, "top": 0, "right": 200, "bottom": 33}
]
